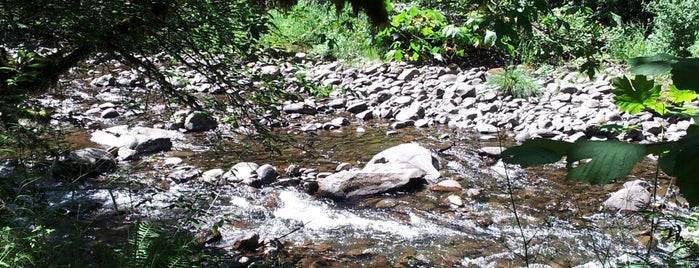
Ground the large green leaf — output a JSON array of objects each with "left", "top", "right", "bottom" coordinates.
[
  {"left": 611, "top": 75, "right": 661, "bottom": 114},
  {"left": 565, "top": 141, "right": 646, "bottom": 184},
  {"left": 667, "top": 84, "right": 699, "bottom": 104},
  {"left": 671, "top": 136, "right": 699, "bottom": 207},
  {"left": 501, "top": 138, "right": 571, "bottom": 167},
  {"left": 670, "top": 58, "right": 699, "bottom": 93},
  {"left": 628, "top": 53, "right": 678, "bottom": 75}
]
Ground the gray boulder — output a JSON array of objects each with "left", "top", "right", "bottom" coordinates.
[
  {"left": 168, "top": 165, "right": 201, "bottom": 183},
  {"left": 367, "top": 143, "right": 440, "bottom": 183},
  {"left": 224, "top": 162, "right": 259, "bottom": 183},
  {"left": 318, "top": 162, "right": 426, "bottom": 198},
  {"left": 603, "top": 181, "right": 651, "bottom": 211},
  {"left": 185, "top": 111, "right": 217, "bottom": 132},
  {"left": 255, "top": 164, "right": 279, "bottom": 185},
  {"left": 90, "top": 125, "right": 181, "bottom": 160}
]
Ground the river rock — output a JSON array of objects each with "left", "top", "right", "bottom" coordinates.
[
  {"left": 200, "top": 168, "right": 224, "bottom": 184},
  {"left": 283, "top": 102, "right": 317, "bottom": 115},
  {"left": 367, "top": 143, "right": 441, "bottom": 183},
  {"left": 225, "top": 162, "right": 259, "bottom": 183},
  {"left": 397, "top": 68, "right": 419, "bottom": 81},
  {"left": 232, "top": 231, "right": 260, "bottom": 251},
  {"left": 52, "top": 148, "right": 117, "bottom": 180},
  {"left": 394, "top": 103, "right": 424, "bottom": 121},
  {"left": 255, "top": 164, "right": 279, "bottom": 186},
  {"left": 430, "top": 179, "right": 462, "bottom": 192},
  {"left": 168, "top": 165, "right": 201, "bottom": 183},
  {"left": 185, "top": 111, "right": 217, "bottom": 132},
  {"left": 603, "top": 183, "right": 651, "bottom": 211},
  {"left": 90, "top": 125, "right": 181, "bottom": 159},
  {"left": 317, "top": 162, "right": 427, "bottom": 198}
]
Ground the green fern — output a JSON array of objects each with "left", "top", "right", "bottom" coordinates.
[{"left": 123, "top": 222, "right": 196, "bottom": 268}]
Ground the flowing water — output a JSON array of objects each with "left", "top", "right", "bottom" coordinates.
[
  {"left": 59, "top": 125, "right": 653, "bottom": 267},
  {"left": 18, "top": 74, "right": 668, "bottom": 267}
]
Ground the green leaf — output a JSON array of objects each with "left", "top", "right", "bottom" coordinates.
[
  {"left": 667, "top": 84, "right": 699, "bottom": 104},
  {"left": 670, "top": 136, "right": 699, "bottom": 206},
  {"left": 612, "top": 75, "right": 661, "bottom": 114},
  {"left": 670, "top": 58, "right": 699, "bottom": 93},
  {"left": 628, "top": 54, "right": 678, "bottom": 75},
  {"left": 566, "top": 141, "right": 646, "bottom": 184},
  {"left": 484, "top": 30, "right": 497, "bottom": 47},
  {"left": 501, "top": 138, "right": 571, "bottom": 167}
]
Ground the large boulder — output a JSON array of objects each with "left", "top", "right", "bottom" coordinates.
[
  {"left": 603, "top": 180, "right": 651, "bottom": 211},
  {"left": 90, "top": 125, "right": 182, "bottom": 160},
  {"left": 318, "top": 162, "right": 426, "bottom": 198},
  {"left": 317, "top": 143, "right": 441, "bottom": 198},
  {"left": 367, "top": 143, "right": 440, "bottom": 183}
]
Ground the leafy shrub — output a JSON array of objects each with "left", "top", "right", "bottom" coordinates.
[
  {"left": 376, "top": 6, "right": 485, "bottom": 62},
  {"left": 487, "top": 68, "right": 540, "bottom": 98},
  {"left": 0, "top": 225, "right": 53, "bottom": 268},
  {"left": 263, "top": 0, "right": 378, "bottom": 62},
  {"left": 645, "top": 0, "right": 699, "bottom": 57},
  {"left": 519, "top": 5, "right": 603, "bottom": 75}
]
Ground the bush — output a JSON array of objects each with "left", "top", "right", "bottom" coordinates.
[
  {"left": 263, "top": 0, "right": 379, "bottom": 62},
  {"left": 519, "top": 5, "right": 603, "bottom": 67},
  {"left": 645, "top": 0, "right": 699, "bottom": 57},
  {"left": 376, "top": 6, "right": 484, "bottom": 63}
]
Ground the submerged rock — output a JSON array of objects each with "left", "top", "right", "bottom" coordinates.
[{"left": 53, "top": 148, "right": 117, "bottom": 180}]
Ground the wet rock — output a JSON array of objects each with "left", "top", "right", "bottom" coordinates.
[
  {"left": 301, "top": 123, "right": 320, "bottom": 132},
  {"left": 168, "top": 165, "right": 201, "bottom": 183},
  {"left": 283, "top": 102, "right": 317, "bottom": 115},
  {"left": 225, "top": 162, "right": 259, "bottom": 183},
  {"left": 603, "top": 182, "right": 651, "bottom": 212},
  {"left": 355, "top": 110, "right": 373, "bottom": 120},
  {"left": 317, "top": 162, "right": 426, "bottom": 198},
  {"left": 375, "top": 198, "right": 398, "bottom": 208},
  {"left": 200, "top": 168, "right": 224, "bottom": 184},
  {"left": 367, "top": 143, "right": 441, "bottom": 183},
  {"left": 255, "top": 164, "right": 279, "bottom": 185},
  {"left": 478, "top": 146, "right": 505, "bottom": 157},
  {"left": 100, "top": 108, "right": 119, "bottom": 119},
  {"left": 392, "top": 120, "right": 414, "bottom": 129},
  {"left": 447, "top": 195, "right": 463, "bottom": 207},
  {"left": 430, "top": 179, "right": 462, "bottom": 192},
  {"left": 346, "top": 100, "right": 369, "bottom": 113},
  {"left": 336, "top": 162, "right": 352, "bottom": 172},
  {"left": 185, "top": 111, "right": 217, "bottom": 132},
  {"left": 90, "top": 125, "right": 180, "bottom": 159},
  {"left": 53, "top": 148, "right": 117, "bottom": 180},
  {"left": 285, "top": 164, "right": 301, "bottom": 176},
  {"left": 232, "top": 231, "right": 260, "bottom": 251},
  {"left": 331, "top": 117, "right": 350, "bottom": 126}
]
